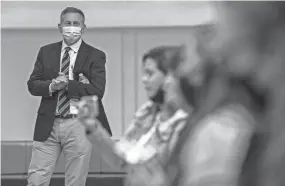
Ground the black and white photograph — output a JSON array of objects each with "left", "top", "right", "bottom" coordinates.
[{"left": 1, "top": 1, "right": 285, "bottom": 186}]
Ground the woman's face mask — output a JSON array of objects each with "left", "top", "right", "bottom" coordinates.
[{"left": 61, "top": 26, "right": 83, "bottom": 45}]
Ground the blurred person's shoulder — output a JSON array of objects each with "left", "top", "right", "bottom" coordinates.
[
  {"left": 208, "top": 104, "right": 256, "bottom": 141},
  {"left": 217, "top": 104, "right": 256, "bottom": 129},
  {"left": 193, "top": 104, "right": 255, "bottom": 142}
]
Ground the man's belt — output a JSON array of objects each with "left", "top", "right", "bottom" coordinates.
[{"left": 55, "top": 114, "right": 77, "bottom": 119}]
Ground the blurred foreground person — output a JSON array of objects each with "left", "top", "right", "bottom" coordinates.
[
  {"left": 166, "top": 30, "right": 258, "bottom": 186},
  {"left": 166, "top": 2, "right": 285, "bottom": 186},
  {"left": 77, "top": 46, "right": 191, "bottom": 186},
  {"left": 214, "top": 2, "right": 285, "bottom": 186}
]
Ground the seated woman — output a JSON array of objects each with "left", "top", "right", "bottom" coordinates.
[{"left": 76, "top": 45, "right": 191, "bottom": 186}]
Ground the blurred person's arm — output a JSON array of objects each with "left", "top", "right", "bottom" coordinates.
[{"left": 77, "top": 99, "right": 155, "bottom": 168}]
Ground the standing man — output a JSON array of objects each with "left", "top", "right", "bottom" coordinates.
[{"left": 27, "top": 7, "right": 112, "bottom": 186}]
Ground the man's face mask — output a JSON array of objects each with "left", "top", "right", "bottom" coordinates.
[{"left": 61, "top": 26, "right": 83, "bottom": 43}]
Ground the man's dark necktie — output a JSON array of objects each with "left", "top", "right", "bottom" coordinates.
[{"left": 58, "top": 47, "right": 71, "bottom": 116}]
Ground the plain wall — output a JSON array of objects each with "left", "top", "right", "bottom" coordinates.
[
  {"left": 1, "top": 1, "right": 215, "bottom": 141},
  {"left": 1, "top": 27, "right": 198, "bottom": 141},
  {"left": 1, "top": 1, "right": 214, "bottom": 28}
]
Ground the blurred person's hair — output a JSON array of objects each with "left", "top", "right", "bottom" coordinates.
[
  {"left": 142, "top": 45, "right": 185, "bottom": 75},
  {"left": 141, "top": 45, "right": 193, "bottom": 110}
]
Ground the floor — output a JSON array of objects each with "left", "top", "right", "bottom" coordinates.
[{"left": 1, "top": 175, "right": 125, "bottom": 186}]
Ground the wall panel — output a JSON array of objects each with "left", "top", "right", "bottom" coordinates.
[{"left": 121, "top": 31, "right": 137, "bottom": 132}]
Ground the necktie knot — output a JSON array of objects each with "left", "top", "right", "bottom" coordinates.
[{"left": 65, "top": 47, "right": 71, "bottom": 52}]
